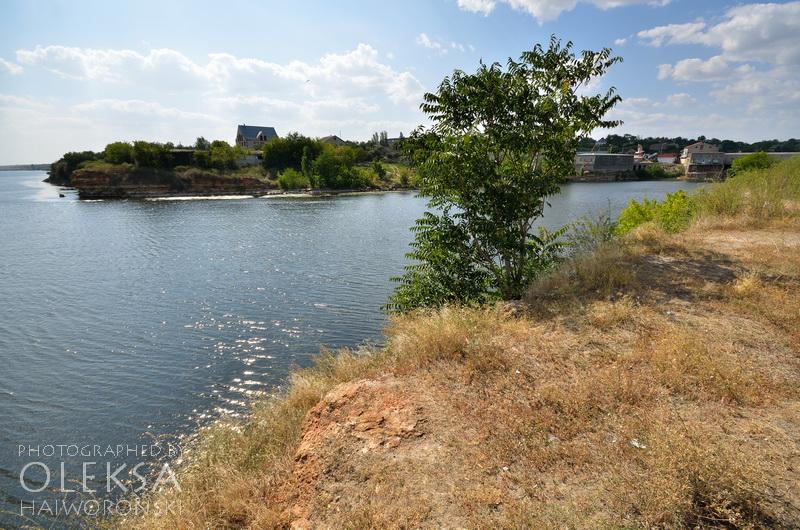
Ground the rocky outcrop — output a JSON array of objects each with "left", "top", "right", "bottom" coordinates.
[{"left": 68, "top": 166, "right": 277, "bottom": 199}]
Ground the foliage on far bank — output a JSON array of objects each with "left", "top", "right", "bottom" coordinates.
[
  {"left": 389, "top": 36, "right": 622, "bottom": 312},
  {"left": 50, "top": 132, "right": 417, "bottom": 191},
  {"left": 729, "top": 151, "right": 776, "bottom": 176}
]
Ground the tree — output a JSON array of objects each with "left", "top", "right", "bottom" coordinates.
[
  {"left": 48, "top": 151, "right": 98, "bottom": 184},
  {"left": 195, "top": 137, "right": 211, "bottom": 150},
  {"left": 132, "top": 141, "right": 171, "bottom": 168},
  {"left": 389, "top": 37, "right": 622, "bottom": 311},
  {"left": 262, "top": 133, "right": 322, "bottom": 174},
  {"left": 313, "top": 144, "right": 360, "bottom": 188},
  {"left": 301, "top": 145, "right": 313, "bottom": 181},
  {"left": 209, "top": 140, "right": 238, "bottom": 171},
  {"left": 104, "top": 142, "right": 133, "bottom": 164},
  {"left": 372, "top": 161, "right": 387, "bottom": 181}
]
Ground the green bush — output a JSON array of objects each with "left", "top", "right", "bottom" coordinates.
[
  {"left": 49, "top": 151, "right": 99, "bottom": 183},
  {"left": 103, "top": 141, "right": 134, "bottom": 164},
  {"left": 635, "top": 164, "right": 666, "bottom": 179},
  {"left": 262, "top": 133, "right": 323, "bottom": 174},
  {"left": 277, "top": 168, "right": 310, "bottom": 190},
  {"left": 313, "top": 144, "right": 362, "bottom": 188},
  {"left": 654, "top": 190, "right": 694, "bottom": 232},
  {"left": 132, "top": 141, "right": 172, "bottom": 169},
  {"left": 209, "top": 140, "right": 239, "bottom": 171},
  {"left": 616, "top": 197, "right": 658, "bottom": 235},
  {"left": 616, "top": 190, "right": 694, "bottom": 235},
  {"left": 729, "top": 152, "right": 775, "bottom": 176}
]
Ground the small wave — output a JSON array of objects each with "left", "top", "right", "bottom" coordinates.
[
  {"left": 260, "top": 193, "right": 309, "bottom": 199},
  {"left": 146, "top": 195, "right": 254, "bottom": 201}
]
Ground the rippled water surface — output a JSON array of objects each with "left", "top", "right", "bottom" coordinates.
[{"left": 0, "top": 171, "right": 702, "bottom": 527}]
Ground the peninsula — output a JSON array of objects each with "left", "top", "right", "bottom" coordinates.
[{"left": 45, "top": 128, "right": 417, "bottom": 199}]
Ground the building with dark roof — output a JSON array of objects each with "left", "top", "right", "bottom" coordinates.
[
  {"left": 235, "top": 125, "right": 278, "bottom": 149},
  {"left": 320, "top": 135, "right": 347, "bottom": 146}
]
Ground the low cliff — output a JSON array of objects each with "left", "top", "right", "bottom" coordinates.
[{"left": 67, "top": 164, "right": 277, "bottom": 199}]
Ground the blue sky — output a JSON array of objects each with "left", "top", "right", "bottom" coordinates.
[{"left": 0, "top": 0, "right": 798, "bottom": 163}]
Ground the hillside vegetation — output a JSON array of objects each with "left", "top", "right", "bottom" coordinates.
[{"left": 116, "top": 158, "right": 800, "bottom": 527}]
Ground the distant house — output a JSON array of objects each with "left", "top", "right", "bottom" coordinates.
[
  {"left": 634, "top": 144, "right": 645, "bottom": 162},
  {"left": 657, "top": 153, "right": 678, "bottom": 164},
  {"left": 320, "top": 135, "right": 347, "bottom": 146},
  {"left": 574, "top": 153, "right": 634, "bottom": 180},
  {"left": 680, "top": 141, "right": 722, "bottom": 175},
  {"left": 235, "top": 124, "right": 278, "bottom": 149},
  {"left": 681, "top": 141, "right": 719, "bottom": 162}
]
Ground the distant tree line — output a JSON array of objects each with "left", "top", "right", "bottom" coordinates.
[
  {"left": 578, "top": 134, "right": 800, "bottom": 154},
  {"left": 262, "top": 132, "right": 408, "bottom": 190},
  {"left": 48, "top": 138, "right": 245, "bottom": 184},
  {"left": 48, "top": 132, "right": 411, "bottom": 189}
]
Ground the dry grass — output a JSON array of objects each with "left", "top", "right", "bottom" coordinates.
[
  {"left": 693, "top": 156, "right": 800, "bottom": 228},
  {"left": 118, "top": 168, "right": 800, "bottom": 529},
  {"left": 526, "top": 242, "right": 637, "bottom": 301}
]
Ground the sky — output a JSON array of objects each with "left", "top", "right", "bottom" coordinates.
[{"left": 0, "top": 0, "right": 798, "bottom": 164}]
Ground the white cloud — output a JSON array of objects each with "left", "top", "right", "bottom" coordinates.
[
  {"left": 712, "top": 66, "right": 800, "bottom": 113},
  {"left": 639, "top": 2, "right": 800, "bottom": 65},
  {"left": 2, "top": 44, "right": 427, "bottom": 164},
  {"left": 637, "top": 21, "right": 706, "bottom": 47},
  {"left": 624, "top": 2, "right": 800, "bottom": 141},
  {"left": 71, "top": 99, "right": 220, "bottom": 121},
  {"left": 0, "top": 94, "right": 46, "bottom": 108},
  {"left": 15, "top": 44, "right": 424, "bottom": 104},
  {"left": 415, "top": 33, "right": 470, "bottom": 56},
  {"left": 667, "top": 55, "right": 732, "bottom": 81},
  {"left": 416, "top": 33, "right": 445, "bottom": 54},
  {"left": 0, "top": 58, "right": 23, "bottom": 75},
  {"left": 458, "top": 0, "right": 669, "bottom": 23},
  {"left": 656, "top": 64, "right": 673, "bottom": 80},
  {"left": 457, "top": 0, "right": 496, "bottom": 16},
  {"left": 614, "top": 38, "right": 627, "bottom": 46},
  {"left": 666, "top": 92, "right": 695, "bottom": 106}
]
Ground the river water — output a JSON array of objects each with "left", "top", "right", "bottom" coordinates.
[{"left": 0, "top": 171, "right": 702, "bottom": 527}]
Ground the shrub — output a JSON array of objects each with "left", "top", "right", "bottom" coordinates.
[
  {"left": 654, "top": 190, "right": 695, "bottom": 233},
  {"left": 277, "top": 168, "right": 310, "bottom": 190},
  {"left": 616, "top": 191, "right": 695, "bottom": 235},
  {"left": 103, "top": 141, "right": 134, "bottom": 164},
  {"left": 635, "top": 164, "right": 666, "bottom": 179},
  {"left": 372, "top": 161, "right": 387, "bottom": 181},
  {"left": 616, "top": 197, "right": 658, "bottom": 235},
  {"left": 729, "top": 151, "right": 775, "bottom": 176},
  {"left": 568, "top": 210, "right": 617, "bottom": 255}
]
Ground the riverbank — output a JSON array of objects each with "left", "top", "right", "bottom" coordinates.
[
  {"left": 119, "top": 159, "right": 800, "bottom": 528},
  {"left": 46, "top": 162, "right": 418, "bottom": 199}
]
